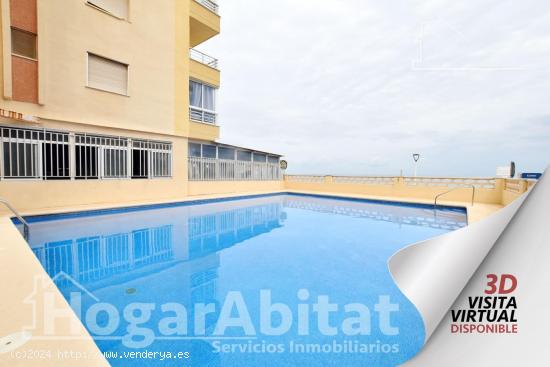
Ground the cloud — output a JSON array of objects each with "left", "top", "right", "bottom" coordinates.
[{"left": 198, "top": 0, "right": 550, "bottom": 176}]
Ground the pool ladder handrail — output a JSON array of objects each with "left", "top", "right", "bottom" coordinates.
[
  {"left": 0, "top": 198, "right": 29, "bottom": 240},
  {"left": 434, "top": 185, "right": 475, "bottom": 208}
]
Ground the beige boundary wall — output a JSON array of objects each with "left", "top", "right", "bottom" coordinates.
[{"left": 284, "top": 175, "right": 531, "bottom": 206}]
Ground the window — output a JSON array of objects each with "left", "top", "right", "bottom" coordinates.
[
  {"left": 268, "top": 156, "right": 279, "bottom": 164},
  {"left": 132, "top": 141, "right": 149, "bottom": 179},
  {"left": 189, "top": 143, "right": 202, "bottom": 157},
  {"left": 103, "top": 144, "right": 128, "bottom": 178},
  {"left": 1, "top": 126, "right": 172, "bottom": 181},
  {"left": 87, "top": 0, "right": 129, "bottom": 19},
  {"left": 189, "top": 80, "right": 217, "bottom": 124},
  {"left": 75, "top": 135, "right": 99, "bottom": 179},
  {"left": 42, "top": 132, "right": 70, "bottom": 180},
  {"left": 1, "top": 128, "right": 39, "bottom": 178},
  {"left": 87, "top": 53, "right": 128, "bottom": 95},
  {"left": 218, "top": 147, "right": 235, "bottom": 160},
  {"left": 189, "top": 81, "right": 202, "bottom": 108},
  {"left": 202, "top": 145, "right": 216, "bottom": 158},
  {"left": 75, "top": 135, "right": 128, "bottom": 179},
  {"left": 253, "top": 153, "right": 267, "bottom": 163},
  {"left": 1, "top": 128, "right": 70, "bottom": 179},
  {"left": 151, "top": 143, "right": 172, "bottom": 178},
  {"left": 237, "top": 151, "right": 252, "bottom": 162},
  {"left": 11, "top": 28, "right": 37, "bottom": 59},
  {"left": 186, "top": 143, "right": 281, "bottom": 182},
  {"left": 2, "top": 141, "right": 39, "bottom": 178}
]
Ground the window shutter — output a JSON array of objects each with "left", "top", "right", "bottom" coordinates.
[
  {"left": 88, "top": 0, "right": 128, "bottom": 19},
  {"left": 88, "top": 54, "right": 128, "bottom": 95}
]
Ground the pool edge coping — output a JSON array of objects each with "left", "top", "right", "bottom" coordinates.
[{"left": 10, "top": 191, "right": 468, "bottom": 225}]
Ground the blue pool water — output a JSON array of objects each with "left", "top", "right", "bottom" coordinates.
[{"left": 25, "top": 194, "right": 466, "bottom": 366}]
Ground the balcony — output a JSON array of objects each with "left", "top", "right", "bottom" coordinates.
[
  {"left": 195, "top": 0, "right": 218, "bottom": 14},
  {"left": 190, "top": 0, "right": 220, "bottom": 47},
  {"left": 190, "top": 49, "right": 218, "bottom": 70},
  {"left": 189, "top": 48, "right": 220, "bottom": 87}
]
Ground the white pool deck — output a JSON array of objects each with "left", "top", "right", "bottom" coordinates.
[{"left": 0, "top": 190, "right": 504, "bottom": 366}]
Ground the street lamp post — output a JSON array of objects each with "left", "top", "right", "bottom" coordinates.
[{"left": 413, "top": 153, "right": 420, "bottom": 177}]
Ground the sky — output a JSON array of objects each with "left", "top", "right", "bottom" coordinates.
[{"left": 198, "top": 0, "right": 550, "bottom": 177}]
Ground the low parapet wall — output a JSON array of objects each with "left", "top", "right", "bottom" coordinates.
[{"left": 284, "top": 175, "right": 532, "bottom": 206}]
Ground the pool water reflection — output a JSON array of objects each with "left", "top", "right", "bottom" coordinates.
[{"left": 27, "top": 194, "right": 466, "bottom": 366}]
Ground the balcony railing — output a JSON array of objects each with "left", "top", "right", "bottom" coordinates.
[
  {"left": 188, "top": 157, "right": 282, "bottom": 181},
  {"left": 195, "top": 0, "right": 218, "bottom": 14},
  {"left": 189, "top": 107, "right": 217, "bottom": 124},
  {"left": 190, "top": 48, "right": 219, "bottom": 70}
]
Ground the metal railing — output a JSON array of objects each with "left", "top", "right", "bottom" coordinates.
[
  {"left": 195, "top": 0, "right": 218, "bottom": 13},
  {"left": 190, "top": 49, "right": 219, "bottom": 70},
  {"left": 189, "top": 107, "right": 217, "bottom": 124},
  {"left": 188, "top": 157, "right": 281, "bottom": 181},
  {"left": 434, "top": 185, "right": 475, "bottom": 207},
  {"left": 1, "top": 198, "right": 29, "bottom": 240}
]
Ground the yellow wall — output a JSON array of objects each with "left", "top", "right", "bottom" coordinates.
[
  {"left": 175, "top": 0, "right": 191, "bottom": 137},
  {"left": 188, "top": 120, "right": 220, "bottom": 140},
  {"left": 1, "top": 0, "right": 181, "bottom": 136},
  {"left": 190, "top": 59, "right": 220, "bottom": 87}
]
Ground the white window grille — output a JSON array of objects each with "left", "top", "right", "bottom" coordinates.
[
  {"left": 132, "top": 140, "right": 149, "bottom": 179},
  {"left": 132, "top": 140, "right": 173, "bottom": 179},
  {"left": 1, "top": 127, "right": 40, "bottom": 179},
  {"left": 42, "top": 131, "right": 71, "bottom": 180},
  {"left": 1, "top": 126, "right": 70, "bottom": 180},
  {"left": 151, "top": 142, "right": 172, "bottom": 178},
  {"left": 0, "top": 125, "right": 172, "bottom": 181},
  {"left": 75, "top": 134, "right": 129, "bottom": 179}
]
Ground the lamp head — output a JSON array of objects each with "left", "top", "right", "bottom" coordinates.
[{"left": 413, "top": 153, "right": 420, "bottom": 162}]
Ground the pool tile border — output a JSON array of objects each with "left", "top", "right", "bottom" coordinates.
[{"left": 11, "top": 192, "right": 466, "bottom": 225}]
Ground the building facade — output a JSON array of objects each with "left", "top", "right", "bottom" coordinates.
[{"left": 0, "top": 0, "right": 282, "bottom": 212}]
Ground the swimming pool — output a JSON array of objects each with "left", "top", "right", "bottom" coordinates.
[{"left": 24, "top": 194, "right": 467, "bottom": 366}]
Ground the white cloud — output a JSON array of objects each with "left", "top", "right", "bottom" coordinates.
[{"left": 198, "top": 0, "right": 550, "bottom": 176}]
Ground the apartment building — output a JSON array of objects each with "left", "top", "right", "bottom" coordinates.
[{"left": 0, "top": 0, "right": 282, "bottom": 212}]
